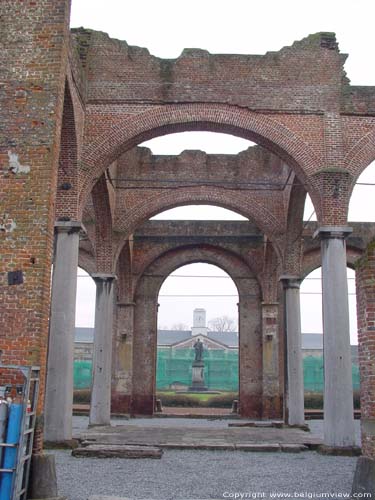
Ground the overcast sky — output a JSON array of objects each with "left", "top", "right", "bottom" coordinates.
[{"left": 71, "top": 0, "right": 375, "bottom": 343}]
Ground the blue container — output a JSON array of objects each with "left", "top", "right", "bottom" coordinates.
[{"left": 0, "top": 402, "right": 23, "bottom": 500}]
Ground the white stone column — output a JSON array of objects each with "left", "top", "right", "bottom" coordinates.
[
  {"left": 314, "top": 226, "right": 355, "bottom": 447},
  {"left": 89, "top": 273, "right": 116, "bottom": 426},
  {"left": 280, "top": 275, "right": 304, "bottom": 426},
  {"left": 45, "top": 221, "right": 81, "bottom": 442}
]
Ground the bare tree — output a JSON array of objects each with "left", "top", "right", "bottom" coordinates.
[
  {"left": 208, "top": 316, "right": 237, "bottom": 332},
  {"left": 171, "top": 322, "right": 189, "bottom": 331}
]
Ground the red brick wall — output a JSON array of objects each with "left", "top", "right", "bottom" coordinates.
[
  {"left": 356, "top": 242, "right": 375, "bottom": 458},
  {"left": 0, "top": 0, "right": 71, "bottom": 449}
]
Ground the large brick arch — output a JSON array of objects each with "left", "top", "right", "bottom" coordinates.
[
  {"left": 80, "top": 104, "right": 322, "bottom": 211},
  {"left": 131, "top": 244, "right": 263, "bottom": 417},
  {"left": 113, "top": 186, "right": 284, "bottom": 266},
  {"left": 133, "top": 243, "right": 261, "bottom": 300},
  {"left": 345, "top": 127, "right": 375, "bottom": 202},
  {"left": 55, "top": 81, "right": 79, "bottom": 219}
]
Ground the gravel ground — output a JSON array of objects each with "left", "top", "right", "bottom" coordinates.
[{"left": 52, "top": 417, "right": 361, "bottom": 500}]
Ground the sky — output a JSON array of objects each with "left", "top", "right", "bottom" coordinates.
[{"left": 71, "top": 0, "right": 375, "bottom": 343}]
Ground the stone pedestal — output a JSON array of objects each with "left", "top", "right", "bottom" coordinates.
[
  {"left": 314, "top": 226, "right": 355, "bottom": 447},
  {"left": 44, "top": 221, "right": 81, "bottom": 443},
  {"left": 189, "top": 361, "right": 207, "bottom": 391}
]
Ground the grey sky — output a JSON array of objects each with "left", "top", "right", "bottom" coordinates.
[{"left": 71, "top": 0, "right": 375, "bottom": 343}]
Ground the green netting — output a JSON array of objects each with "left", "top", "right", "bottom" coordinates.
[
  {"left": 73, "top": 351, "right": 361, "bottom": 393},
  {"left": 73, "top": 360, "right": 92, "bottom": 389},
  {"left": 156, "top": 348, "right": 239, "bottom": 391}
]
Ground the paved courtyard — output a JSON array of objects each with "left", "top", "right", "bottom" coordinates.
[{"left": 49, "top": 417, "right": 362, "bottom": 500}]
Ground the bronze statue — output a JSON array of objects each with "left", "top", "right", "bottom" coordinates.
[{"left": 193, "top": 338, "right": 204, "bottom": 362}]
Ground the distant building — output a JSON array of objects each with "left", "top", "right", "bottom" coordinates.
[{"left": 74, "top": 310, "right": 359, "bottom": 391}]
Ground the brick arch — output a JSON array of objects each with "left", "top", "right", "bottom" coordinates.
[
  {"left": 80, "top": 103, "right": 322, "bottom": 211},
  {"left": 345, "top": 127, "right": 375, "bottom": 202},
  {"left": 113, "top": 186, "right": 284, "bottom": 266},
  {"left": 302, "top": 246, "right": 363, "bottom": 280},
  {"left": 55, "top": 80, "right": 79, "bottom": 219},
  {"left": 132, "top": 244, "right": 263, "bottom": 417},
  {"left": 134, "top": 243, "right": 262, "bottom": 301}
]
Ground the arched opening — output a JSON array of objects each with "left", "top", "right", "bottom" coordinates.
[
  {"left": 156, "top": 262, "right": 239, "bottom": 414},
  {"left": 300, "top": 267, "right": 359, "bottom": 404},
  {"left": 73, "top": 268, "right": 96, "bottom": 399}
]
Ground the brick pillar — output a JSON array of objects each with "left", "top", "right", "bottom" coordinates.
[
  {"left": 239, "top": 296, "right": 262, "bottom": 418},
  {"left": 132, "top": 295, "right": 158, "bottom": 416},
  {"left": 352, "top": 242, "right": 375, "bottom": 495},
  {"left": 44, "top": 221, "right": 81, "bottom": 442},
  {"left": 111, "top": 302, "right": 135, "bottom": 414},
  {"left": 89, "top": 274, "right": 116, "bottom": 426},
  {"left": 314, "top": 226, "right": 355, "bottom": 448},
  {"left": 280, "top": 276, "right": 304, "bottom": 426},
  {"left": 261, "top": 302, "right": 282, "bottom": 419}
]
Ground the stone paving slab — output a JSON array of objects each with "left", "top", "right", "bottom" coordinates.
[
  {"left": 72, "top": 444, "right": 163, "bottom": 459},
  {"left": 76, "top": 421, "right": 322, "bottom": 451}
]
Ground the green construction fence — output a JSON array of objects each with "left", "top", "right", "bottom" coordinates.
[{"left": 73, "top": 350, "right": 360, "bottom": 393}]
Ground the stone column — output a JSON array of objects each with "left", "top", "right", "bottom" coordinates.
[
  {"left": 314, "top": 226, "right": 355, "bottom": 448},
  {"left": 44, "top": 221, "right": 81, "bottom": 443},
  {"left": 280, "top": 276, "right": 304, "bottom": 426},
  {"left": 89, "top": 274, "right": 116, "bottom": 426},
  {"left": 261, "top": 302, "right": 281, "bottom": 419},
  {"left": 111, "top": 302, "right": 135, "bottom": 414}
]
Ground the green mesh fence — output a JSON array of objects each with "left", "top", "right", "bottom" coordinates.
[
  {"left": 157, "top": 348, "right": 239, "bottom": 391},
  {"left": 73, "top": 360, "right": 92, "bottom": 389},
  {"left": 73, "top": 350, "right": 361, "bottom": 392}
]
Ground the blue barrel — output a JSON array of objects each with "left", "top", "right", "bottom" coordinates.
[
  {"left": 0, "top": 402, "right": 23, "bottom": 500},
  {"left": 0, "top": 401, "right": 9, "bottom": 467}
]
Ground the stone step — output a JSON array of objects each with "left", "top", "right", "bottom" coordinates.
[{"left": 72, "top": 444, "right": 163, "bottom": 459}]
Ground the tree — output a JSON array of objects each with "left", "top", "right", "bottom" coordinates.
[
  {"left": 208, "top": 316, "right": 237, "bottom": 332},
  {"left": 171, "top": 322, "right": 189, "bottom": 331}
]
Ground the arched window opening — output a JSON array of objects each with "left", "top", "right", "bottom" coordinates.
[
  {"left": 157, "top": 263, "right": 239, "bottom": 409},
  {"left": 141, "top": 131, "right": 254, "bottom": 155},
  {"left": 348, "top": 161, "right": 375, "bottom": 222},
  {"left": 300, "top": 267, "right": 359, "bottom": 394}
]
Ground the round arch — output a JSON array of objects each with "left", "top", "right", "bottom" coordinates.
[
  {"left": 113, "top": 189, "right": 284, "bottom": 267},
  {"left": 128, "top": 245, "right": 264, "bottom": 418},
  {"left": 345, "top": 126, "right": 375, "bottom": 195},
  {"left": 80, "top": 103, "right": 322, "bottom": 215}
]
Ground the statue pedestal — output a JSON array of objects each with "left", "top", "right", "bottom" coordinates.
[{"left": 189, "top": 360, "right": 208, "bottom": 391}]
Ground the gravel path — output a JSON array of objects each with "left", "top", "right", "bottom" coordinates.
[{"left": 52, "top": 417, "right": 361, "bottom": 500}]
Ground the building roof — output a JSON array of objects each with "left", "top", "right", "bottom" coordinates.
[
  {"left": 157, "top": 330, "right": 191, "bottom": 345},
  {"left": 301, "top": 333, "right": 323, "bottom": 350},
  {"left": 75, "top": 327, "right": 94, "bottom": 343}
]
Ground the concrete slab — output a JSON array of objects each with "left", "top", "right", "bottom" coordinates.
[
  {"left": 72, "top": 444, "right": 163, "bottom": 459},
  {"left": 75, "top": 421, "right": 322, "bottom": 451}
]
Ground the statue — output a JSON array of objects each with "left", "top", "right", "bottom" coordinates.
[{"left": 193, "top": 338, "right": 204, "bottom": 362}]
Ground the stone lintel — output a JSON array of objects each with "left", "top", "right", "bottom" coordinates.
[
  {"left": 54, "top": 220, "right": 82, "bottom": 234},
  {"left": 92, "top": 273, "right": 117, "bottom": 283},
  {"left": 313, "top": 226, "right": 353, "bottom": 240},
  {"left": 279, "top": 275, "right": 301, "bottom": 289}
]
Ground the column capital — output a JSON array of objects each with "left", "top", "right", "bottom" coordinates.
[
  {"left": 92, "top": 273, "right": 117, "bottom": 283},
  {"left": 54, "top": 220, "right": 82, "bottom": 234},
  {"left": 279, "top": 275, "right": 301, "bottom": 289},
  {"left": 313, "top": 226, "right": 352, "bottom": 240}
]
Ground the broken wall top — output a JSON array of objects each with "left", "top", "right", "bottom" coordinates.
[{"left": 70, "top": 30, "right": 374, "bottom": 114}]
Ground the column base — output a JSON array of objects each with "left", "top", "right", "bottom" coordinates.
[
  {"left": 43, "top": 439, "right": 79, "bottom": 449},
  {"left": 352, "top": 457, "right": 375, "bottom": 496},
  {"left": 29, "top": 454, "right": 63, "bottom": 499},
  {"left": 317, "top": 445, "right": 361, "bottom": 456}
]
